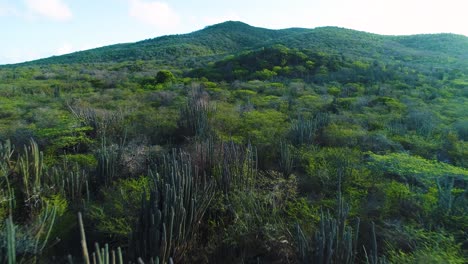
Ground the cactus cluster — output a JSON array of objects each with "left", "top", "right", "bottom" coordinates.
[
  {"left": 76, "top": 212, "right": 125, "bottom": 264},
  {"left": 0, "top": 206, "right": 56, "bottom": 264},
  {"left": 295, "top": 193, "right": 360, "bottom": 264},
  {"left": 49, "top": 160, "right": 89, "bottom": 204},
  {"left": 215, "top": 141, "right": 257, "bottom": 193},
  {"left": 0, "top": 140, "right": 58, "bottom": 263},
  {"left": 129, "top": 149, "right": 213, "bottom": 263},
  {"left": 68, "top": 105, "right": 125, "bottom": 140},
  {"left": 192, "top": 137, "right": 257, "bottom": 193},
  {"left": 289, "top": 112, "right": 329, "bottom": 146},
  {"left": 364, "top": 222, "right": 387, "bottom": 264},
  {"left": 179, "top": 85, "right": 216, "bottom": 139},
  {"left": 95, "top": 143, "right": 120, "bottom": 187},
  {"left": 18, "top": 139, "right": 44, "bottom": 208}
]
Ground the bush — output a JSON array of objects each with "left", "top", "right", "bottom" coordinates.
[
  {"left": 155, "top": 70, "right": 176, "bottom": 84},
  {"left": 88, "top": 176, "right": 150, "bottom": 238}
]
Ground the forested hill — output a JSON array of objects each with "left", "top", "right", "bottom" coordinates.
[
  {"left": 11, "top": 21, "right": 307, "bottom": 66},
  {"left": 7, "top": 21, "right": 468, "bottom": 67}
]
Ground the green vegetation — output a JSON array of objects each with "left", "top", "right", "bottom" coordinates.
[{"left": 0, "top": 21, "right": 467, "bottom": 263}]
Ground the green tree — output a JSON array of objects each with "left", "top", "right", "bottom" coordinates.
[{"left": 155, "top": 70, "right": 175, "bottom": 84}]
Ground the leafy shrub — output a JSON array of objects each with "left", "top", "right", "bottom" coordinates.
[
  {"left": 367, "top": 152, "right": 468, "bottom": 186},
  {"left": 88, "top": 176, "right": 150, "bottom": 238}
]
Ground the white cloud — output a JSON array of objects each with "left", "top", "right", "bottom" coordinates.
[
  {"left": 129, "top": 0, "right": 180, "bottom": 29},
  {"left": 0, "top": 2, "right": 19, "bottom": 17},
  {"left": 25, "top": 0, "right": 72, "bottom": 21}
]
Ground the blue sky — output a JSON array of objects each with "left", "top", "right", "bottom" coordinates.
[{"left": 0, "top": 0, "right": 467, "bottom": 64}]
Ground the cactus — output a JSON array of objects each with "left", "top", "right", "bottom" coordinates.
[
  {"left": 95, "top": 142, "right": 120, "bottom": 187},
  {"left": 68, "top": 105, "right": 125, "bottom": 140},
  {"left": 78, "top": 212, "right": 90, "bottom": 264},
  {"left": 295, "top": 222, "right": 309, "bottom": 261},
  {"left": 192, "top": 136, "right": 217, "bottom": 176},
  {"left": 178, "top": 85, "right": 216, "bottom": 139},
  {"left": 215, "top": 141, "right": 257, "bottom": 193},
  {"left": 49, "top": 161, "right": 89, "bottom": 204},
  {"left": 279, "top": 141, "right": 294, "bottom": 178},
  {"left": 436, "top": 176, "right": 455, "bottom": 214},
  {"left": 0, "top": 141, "right": 15, "bottom": 214},
  {"left": 129, "top": 149, "right": 213, "bottom": 263},
  {"left": 364, "top": 222, "right": 387, "bottom": 264},
  {"left": 3, "top": 215, "right": 16, "bottom": 264},
  {"left": 289, "top": 112, "right": 329, "bottom": 146},
  {"left": 78, "top": 212, "right": 129, "bottom": 264},
  {"left": 0, "top": 217, "right": 15, "bottom": 263},
  {"left": 191, "top": 138, "right": 258, "bottom": 193},
  {"left": 289, "top": 116, "right": 317, "bottom": 146},
  {"left": 18, "top": 139, "right": 44, "bottom": 207},
  {"left": 0, "top": 205, "right": 56, "bottom": 264},
  {"left": 295, "top": 192, "right": 359, "bottom": 264},
  {"left": 0, "top": 140, "right": 14, "bottom": 168},
  {"left": 0, "top": 140, "right": 57, "bottom": 264}
]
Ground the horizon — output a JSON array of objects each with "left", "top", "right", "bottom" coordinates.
[{"left": 1, "top": 0, "right": 467, "bottom": 65}]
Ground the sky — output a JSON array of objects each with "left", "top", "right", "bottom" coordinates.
[{"left": 0, "top": 0, "right": 467, "bottom": 64}]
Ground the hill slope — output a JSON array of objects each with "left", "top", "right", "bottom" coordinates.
[
  {"left": 17, "top": 21, "right": 308, "bottom": 66},
  {"left": 8, "top": 21, "right": 468, "bottom": 67}
]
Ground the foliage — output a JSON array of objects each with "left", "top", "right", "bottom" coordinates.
[
  {"left": 0, "top": 21, "right": 467, "bottom": 263},
  {"left": 88, "top": 176, "right": 150, "bottom": 238},
  {"left": 155, "top": 70, "right": 176, "bottom": 84},
  {"left": 367, "top": 152, "right": 468, "bottom": 184}
]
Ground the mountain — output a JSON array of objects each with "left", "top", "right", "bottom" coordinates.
[
  {"left": 9, "top": 21, "right": 468, "bottom": 67},
  {"left": 14, "top": 21, "right": 307, "bottom": 66}
]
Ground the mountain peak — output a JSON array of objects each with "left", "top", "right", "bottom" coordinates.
[
  {"left": 203, "top": 21, "right": 252, "bottom": 30},
  {"left": 196, "top": 21, "right": 265, "bottom": 35}
]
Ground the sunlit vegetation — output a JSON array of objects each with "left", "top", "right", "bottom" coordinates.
[{"left": 0, "top": 21, "right": 467, "bottom": 263}]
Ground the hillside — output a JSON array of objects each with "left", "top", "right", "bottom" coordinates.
[
  {"left": 0, "top": 21, "right": 467, "bottom": 264},
  {"left": 8, "top": 21, "right": 468, "bottom": 68},
  {"left": 14, "top": 21, "right": 306, "bottom": 66}
]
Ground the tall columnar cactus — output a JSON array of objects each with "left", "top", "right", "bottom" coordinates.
[
  {"left": 289, "top": 113, "right": 330, "bottom": 146},
  {"left": 68, "top": 105, "right": 125, "bottom": 140},
  {"left": 216, "top": 141, "right": 257, "bottom": 193},
  {"left": 193, "top": 136, "right": 217, "bottom": 176},
  {"left": 0, "top": 206, "right": 56, "bottom": 264},
  {"left": 0, "top": 140, "right": 15, "bottom": 214},
  {"left": 95, "top": 142, "right": 120, "bottom": 187},
  {"left": 129, "top": 149, "right": 213, "bottom": 263},
  {"left": 77, "top": 212, "right": 125, "bottom": 264},
  {"left": 289, "top": 116, "right": 317, "bottom": 146},
  {"left": 295, "top": 193, "right": 360, "bottom": 264},
  {"left": 436, "top": 176, "right": 455, "bottom": 215},
  {"left": 0, "top": 215, "right": 16, "bottom": 264},
  {"left": 192, "top": 137, "right": 257, "bottom": 193},
  {"left": 0, "top": 140, "right": 14, "bottom": 168},
  {"left": 279, "top": 141, "right": 294, "bottom": 178},
  {"left": 1, "top": 140, "right": 59, "bottom": 263},
  {"left": 18, "top": 139, "right": 44, "bottom": 206},
  {"left": 49, "top": 161, "right": 89, "bottom": 204},
  {"left": 179, "top": 85, "right": 216, "bottom": 139},
  {"left": 364, "top": 222, "right": 387, "bottom": 264}
]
